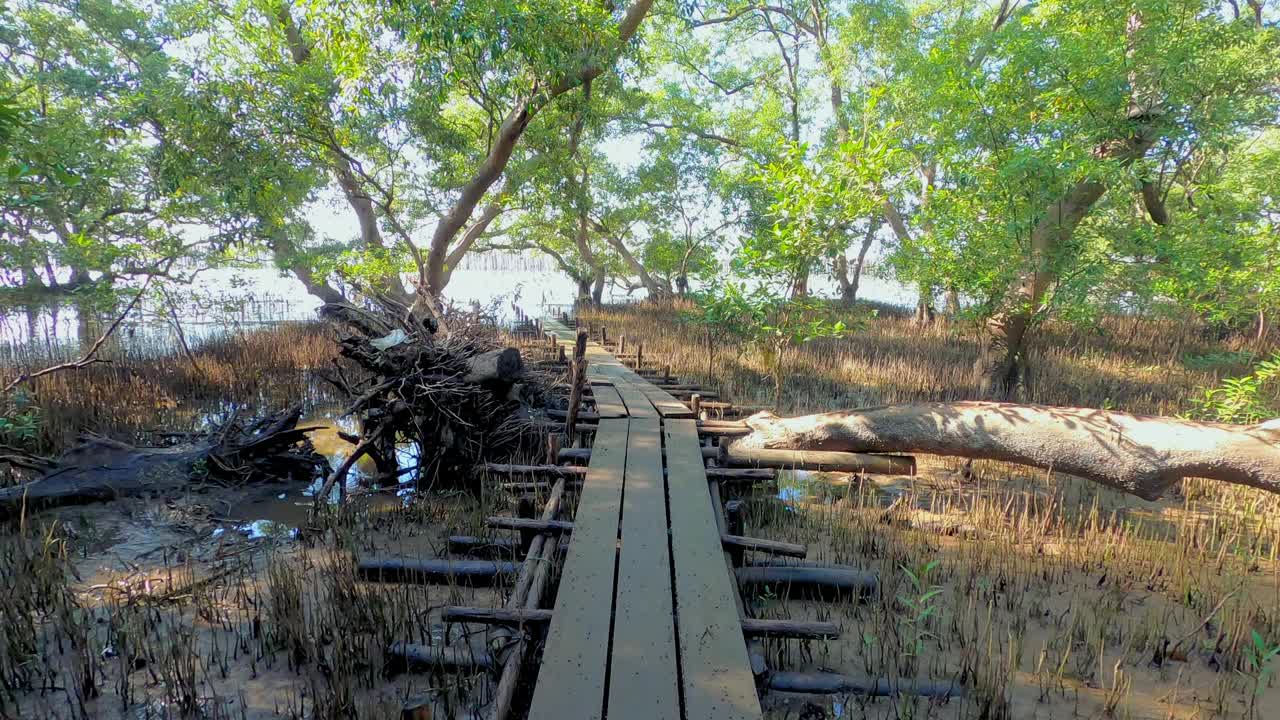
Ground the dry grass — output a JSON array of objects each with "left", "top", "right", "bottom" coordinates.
[
  {"left": 582, "top": 301, "right": 1273, "bottom": 416},
  {"left": 584, "top": 302, "right": 1280, "bottom": 719},
  {"left": 1, "top": 322, "right": 337, "bottom": 458}
]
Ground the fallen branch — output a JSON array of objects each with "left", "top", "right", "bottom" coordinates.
[
  {"left": 0, "top": 405, "right": 323, "bottom": 518},
  {"left": 736, "top": 402, "right": 1280, "bottom": 500}
]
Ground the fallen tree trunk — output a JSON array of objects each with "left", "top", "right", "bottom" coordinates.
[
  {"left": 735, "top": 402, "right": 1280, "bottom": 500},
  {"left": 0, "top": 405, "right": 324, "bottom": 518}
]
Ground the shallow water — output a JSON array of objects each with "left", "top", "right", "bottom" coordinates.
[{"left": 0, "top": 252, "right": 915, "bottom": 351}]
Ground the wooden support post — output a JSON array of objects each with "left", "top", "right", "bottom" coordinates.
[
  {"left": 735, "top": 565, "right": 878, "bottom": 599},
  {"left": 491, "top": 475, "right": 569, "bottom": 720},
  {"left": 636, "top": 341, "right": 643, "bottom": 369},
  {"left": 545, "top": 433, "right": 561, "bottom": 466},
  {"left": 516, "top": 494, "right": 538, "bottom": 553},
  {"left": 663, "top": 364, "right": 672, "bottom": 384},
  {"left": 356, "top": 559, "right": 517, "bottom": 586},
  {"left": 724, "top": 500, "right": 746, "bottom": 566},
  {"left": 690, "top": 393, "right": 702, "bottom": 419},
  {"left": 557, "top": 344, "right": 566, "bottom": 364},
  {"left": 564, "top": 330, "right": 588, "bottom": 446},
  {"left": 618, "top": 334, "right": 626, "bottom": 355},
  {"left": 486, "top": 517, "right": 574, "bottom": 534},
  {"left": 601, "top": 326, "right": 608, "bottom": 345}
]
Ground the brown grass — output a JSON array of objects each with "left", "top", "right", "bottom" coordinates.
[
  {"left": 1, "top": 322, "right": 337, "bottom": 457},
  {"left": 582, "top": 301, "right": 1273, "bottom": 416}
]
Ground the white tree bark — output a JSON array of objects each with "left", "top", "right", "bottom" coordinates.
[{"left": 734, "top": 402, "right": 1280, "bottom": 500}]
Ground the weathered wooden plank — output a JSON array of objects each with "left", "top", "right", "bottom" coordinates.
[
  {"left": 527, "top": 419, "right": 630, "bottom": 720},
  {"left": 637, "top": 382, "right": 695, "bottom": 419},
  {"left": 612, "top": 380, "right": 659, "bottom": 418},
  {"left": 664, "top": 419, "right": 763, "bottom": 720},
  {"left": 606, "top": 417, "right": 679, "bottom": 720},
  {"left": 589, "top": 382, "right": 628, "bottom": 418}
]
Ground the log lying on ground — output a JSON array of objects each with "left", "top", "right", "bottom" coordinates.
[
  {"left": 722, "top": 446, "right": 916, "bottom": 475},
  {"left": 741, "top": 618, "right": 839, "bottom": 640},
  {"left": 356, "top": 558, "right": 518, "bottom": 586},
  {"left": 0, "top": 405, "right": 324, "bottom": 518},
  {"left": 765, "top": 672, "right": 961, "bottom": 699},
  {"left": 442, "top": 607, "right": 552, "bottom": 627},
  {"left": 720, "top": 533, "right": 807, "bottom": 558},
  {"left": 387, "top": 642, "right": 495, "bottom": 671},
  {"left": 735, "top": 402, "right": 1280, "bottom": 500},
  {"left": 736, "top": 565, "right": 878, "bottom": 599}
]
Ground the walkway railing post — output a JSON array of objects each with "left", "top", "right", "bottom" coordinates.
[{"left": 564, "top": 330, "right": 588, "bottom": 446}]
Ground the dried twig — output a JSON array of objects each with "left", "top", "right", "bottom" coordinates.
[{"left": 4, "top": 277, "right": 152, "bottom": 394}]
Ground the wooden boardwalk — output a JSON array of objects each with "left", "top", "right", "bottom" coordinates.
[{"left": 528, "top": 319, "right": 761, "bottom": 720}]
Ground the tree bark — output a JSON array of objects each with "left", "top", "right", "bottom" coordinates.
[
  {"left": 591, "top": 269, "right": 605, "bottom": 305},
  {"left": 976, "top": 131, "right": 1157, "bottom": 398},
  {"left": 594, "top": 219, "right": 670, "bottom": 299},
  {"left": 276, "top": 5, "right": 409, "bottom": 301},
  {"left": 734, "top": 403, "right": 1280, "bottom": 501},
  {"left": 834, "top": 220, "right": 878, "bottom": 304}
]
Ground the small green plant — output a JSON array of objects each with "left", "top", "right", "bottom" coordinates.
[
  {"left": 897, "top": 558, "right": 943, "bottom": 675},
  {"left": 680, "top": 282, "right": 759, "bottom": 377},
  {"left": 1239, "top": 629, "right": 1280, "bottom": 718},
  {"left": 0, "top": 390, "right": 41, "bottom": 449},
  {"left": 1189, "top": 352, "right": 1280, "bottom": 423}
]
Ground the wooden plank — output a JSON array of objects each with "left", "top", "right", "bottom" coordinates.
[
  {"left": 638, "top": 383, "right": 695, "bottom": 419},
  {"left": 665, "top": 418, "right": 763, "bottom": 720},
  {"left": 590, "top": 382, "right": 628, "bottom": 418},
  {"left": 606, "top": 417, "right": 679, "bottom": 720},
  {"left": 527, "top": 419, "right": 630, "bottom": 720},
  {"left": 615, "top": 384, "right": 658, "bottom": 418}
]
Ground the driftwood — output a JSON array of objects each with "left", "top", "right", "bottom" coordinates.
[
  {"left": 463, "top": 347, "right": 524, "bottom": 384},
  {"left": 735, "top": 402, "right": 1280, "bottom": 500},
  {"left": 0, "top": 405, "right": 324, "bottom": 518}
]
